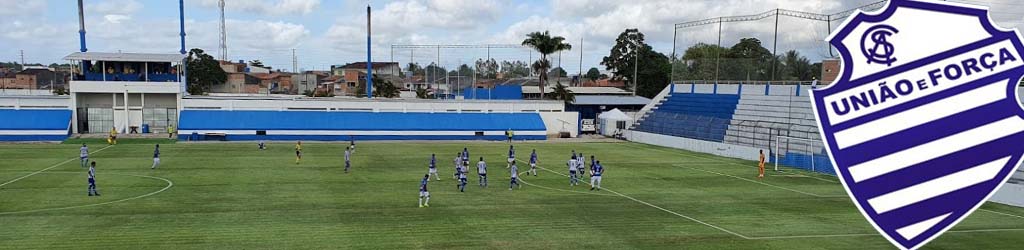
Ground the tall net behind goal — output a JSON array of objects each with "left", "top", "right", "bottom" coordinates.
[{"left": 774, "top": 136, "right": 835, "bottom": 175}]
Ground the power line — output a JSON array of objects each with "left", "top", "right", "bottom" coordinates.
[{"left": 675, "top": 0, "right": 887, "bottom": 28}]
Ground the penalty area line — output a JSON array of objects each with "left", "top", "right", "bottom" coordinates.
[{"left": 516, "top": 159, "right": 754, "bottom": 239}]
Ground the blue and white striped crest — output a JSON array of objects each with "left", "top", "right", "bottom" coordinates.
[{"left": 810, "top": 1, "right": 1024, "bottom": 249}]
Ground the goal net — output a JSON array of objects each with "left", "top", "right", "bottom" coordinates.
[{"left": 773, "top": 136, "right": 834, "bottom": 175}]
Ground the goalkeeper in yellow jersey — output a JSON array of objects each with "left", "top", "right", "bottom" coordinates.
[{"left": 295, "top": 141, "right": 303, "bottom": 164}]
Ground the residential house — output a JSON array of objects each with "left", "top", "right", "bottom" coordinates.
[
  {"left": 0, "top": 71, "right": 15, "bottom": 88},
  {"left": 11, "top": 67, "right": 68, "bottom": 90},
  {"left": 292, "top": 72, "right": 326, "bottom": 95},
  {"left": 252, "top": 72, "right": 294, "bottom": 94},
  {"left": 331, "top": 62, "right": 402, "bottom": 77}
]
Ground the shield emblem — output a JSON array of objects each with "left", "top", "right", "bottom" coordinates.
[{"left": 810, "top": 0, "right": 1024, "bottom": 249}]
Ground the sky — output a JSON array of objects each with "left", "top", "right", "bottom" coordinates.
[{"left": 1, "top": 0, "right": 1022, "bottom": 74}]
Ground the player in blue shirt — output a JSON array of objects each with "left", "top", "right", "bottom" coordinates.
[
  {"left": 509, "top": 162, "right": 521, "bottom": 190},
  {"left": 528, "top": 149, "right": 539, "bottom": 176},
  {"left": 87, "top": 161, "right": 100, "bottom": 196},
  {"left": 477, "top": 157, "right": 487, "bottom": 187},
  {"left": 349, "top": 136, "right": 356, "bottom": 154},
  {"left": 150, "top": 144, "right": 161, "bottom": 169},
  {"left": 79, "top": 144, "right": 89, "bottom": 168},
  {"left": 419, "top": 174, "right": 430, "bottom": 208},
  {"left": 428, "top": 154, "right": 440, "bottom": 181},
  {"left": 590, "top": 161, "right": 604, "bottom": 191},
  {"left": 507, "top": 145, "right": 515, "bottom": 168}
]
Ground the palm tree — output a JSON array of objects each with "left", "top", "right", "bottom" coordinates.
[
  {"left": 522, "top": 31, "right": 572, "bottom": 99},
  {"left": 415, "top": 86, "right": 430, "bottom": 99},
  {"left": 551, "top": 81, "right": 575, "bottom": 104}
]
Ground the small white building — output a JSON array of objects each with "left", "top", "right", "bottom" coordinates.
[{"left": 63, "top": 52, "right": 186, "bottom": 134}]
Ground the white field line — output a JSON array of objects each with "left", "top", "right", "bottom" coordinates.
[
  {"left": 671, "top": 163, "right": 847, "bottom": 198},
  {"left": 622, "top": 143, "right": 839, "bottom": 184},
  {"left": 517, "top": 159, "right": 754, "bottom": 239},
  {"left": 521, "top": 155, "right": 1024, "bottom": 239},
  {"left": 0, "top": 171, "right": 173, "bottom": 215},
  {"left": 979, "top": 208, "right": 1024, "bottom": 220},
  {"left": 0, "top": 145, "right": 114, "bottom": 188}
]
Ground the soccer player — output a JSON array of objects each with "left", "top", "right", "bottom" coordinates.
[
  {"left": 509, "top": 162, "right": 521, "bottom": 190},
  {"left": 462, "top": 148, "right": 470, "bottom": 168},
  {"left": 457, "top": 163, "right": 468, "bottom": 192},
  {"left": 590, "top": 160, "right": 604, "bottom": 191},
  {"left": 477, "top": 157, "right": 487, "bottom": 187},
  {"left": 577, "top": 153, "right": 586, "bottom": 176},
  {"left": 344, "top": 147, "right": 352, "bottom": 173},
  {"left": 428, "top": 154, "right": 440, "bottom": 181},
  {"left": 79, "top": 144, "right": 89, "bottom": 168},
  {"left": 507, "top": 145, "right": 515, "bottom": 168},
  {"left": 528, "top": 149, "right": 538, "bottom": 176},
  {"left": 453, "top": 153, "right": 462, "bottom": 180},
  {"left": 295, "top": 141, "right": 303, "bottom": 164},
  {"left": 568, "top": 155, "right": 579, "bottom": 186},
  {"left": 506, "top": 128, "right": 513, "bottom": 143},
  {"left": 258, "top": 140, "right": 266, "bottom": 150},
  {"left": 108, "top": 126, "right": 118, "bottom": 145},
  {"left": 151, "top": 144, "right": 160, "bottom": 169},
  {"left": 758, "top": 150, "right": 766, "bottom": 179},
  {"left": 349, "top": 136, "right": 356, "bottom": 154},
  {"left": 87, "top": 161, "right": 100, "bottom": 196},
  {"left": 419, "top": 174, "right": 430, "bottom": 208}
]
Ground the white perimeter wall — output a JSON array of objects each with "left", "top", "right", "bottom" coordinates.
[
  {"left": 0, "top": 95, "right": 71, "bottom": 109},
  {"left": 627, "top": 130, "right": 764, "bottom": 161},
  {"left": 181, "top": 97, "right": 576, "bottom": 137}
]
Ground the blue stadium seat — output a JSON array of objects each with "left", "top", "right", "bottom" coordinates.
[{"left": 634, "top": 93, "right": 739, "bottom": 141}]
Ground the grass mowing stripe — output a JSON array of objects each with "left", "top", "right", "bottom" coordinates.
[{"left": 0, "top": 145, "right": 113, "bottom": 188}]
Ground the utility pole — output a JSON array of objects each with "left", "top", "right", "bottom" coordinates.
[
  {"left": 578, "top": 36, "right": 583, "bottom": 87},
  {"left": 631, "top": 30, "right": 639, "bottom": 97},
  {"left": 292, "top": 49, "right": 297, "bottom": 73},
  {"left": 219, "top": 0, "right": 227, "bottom": 61},
  {"left": 20, "top": 50, "right": 25, "bottom": 66}
]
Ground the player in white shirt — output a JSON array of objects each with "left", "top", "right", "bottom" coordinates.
[
  {"left": 344, "top": 148, "right": 352, "bottom": 173},
  {"left": 457, "top": 164, "right": 468, "bottom": 192},
  {"left": 79, "top": 144, "right": 89, "bottom": 168},
  {"left": 453, "top": 153, "right": 462, "bottom": 180},
  {"left": 577, "top": 153, "right": 586, "bottom": 176},
  {"left": 477, "top": 157, "right": 488, "bottom": 187},
  {"left": 509, "top": 162, "right": 521, "bottom": 190},
  {"left": 87, "top": 161, "right": 100, "bottom": 196},
  {"left": 568, "top": 156, "right": 579, "bottom": 186}
]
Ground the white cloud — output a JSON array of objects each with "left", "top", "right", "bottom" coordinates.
[
  {"left": 0, "top": 0, "right": 45, "bottom": 16},
  {"left": 86, "top": 0, "right": 144, "bottom": 15},
  {"left": 200, "top": 0, "right": 321, "bottom": 16}
]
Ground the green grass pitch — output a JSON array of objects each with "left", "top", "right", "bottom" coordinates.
[{"left": 1, "top": 140, "right": 1023, "bottom": 249}]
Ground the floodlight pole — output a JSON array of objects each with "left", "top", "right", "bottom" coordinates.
[
  {"left": 366, "top": 5, "right": 373, "bottom": 99},
  {"left": 770, "top": 9, "right": 779, "bottom": 81},
  {"left": 632, "top": 30, "right": 639, "bottom": 97}
]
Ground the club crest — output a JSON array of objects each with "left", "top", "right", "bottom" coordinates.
[{"left": 810, "top": 0, "right": 1024, "bottom": 249}]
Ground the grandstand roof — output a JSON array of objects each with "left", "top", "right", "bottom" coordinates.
[
  {"left": 63, "top": 52, "right": 186, "bottom": 62},
  {"left": 522, "top": 86, "right": 630, "bottom": 95},
  {"left": 572, "top": 95, "right": 651, "bottom": 106}
]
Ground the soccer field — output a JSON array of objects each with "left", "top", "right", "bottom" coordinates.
[{"left": 1, "top": 140, "right": 1022, "bottom": 249}]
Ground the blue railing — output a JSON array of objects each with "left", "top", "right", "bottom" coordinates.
[{"left": 80, "top": 73, "right": 179, "bottom": 82}]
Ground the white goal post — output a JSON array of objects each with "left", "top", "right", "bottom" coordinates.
[{"left": 774, "top": 136, "right": 825, "bottom": 172}]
